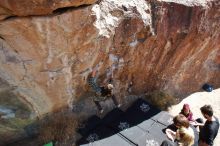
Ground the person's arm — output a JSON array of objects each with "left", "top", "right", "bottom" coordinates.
[
  {"left": 165, "top": 129, "right": 176, "bottom": 142},
  {"left": 88, "top": 68, "right": 102, "bottom": 95},
  {"left": 188, "top": 112, "right": 194, "bottom": 121},
  {"left": 91, "top": 68, "right": 97, "bottom": 78},
  {"left": 190, "top": 120, "right": 204, "bottom": 126}
]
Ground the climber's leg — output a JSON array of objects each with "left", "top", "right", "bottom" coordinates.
[
  {"left": 111, "top": 95, "right": 121, "bottom": 108},
  {"left": 93, "top": 100, "right": 103, "bottom": 113}
]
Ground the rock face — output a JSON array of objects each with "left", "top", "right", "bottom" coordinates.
[
  {"left": 0, "top": 0, "right": 219, "bottom": 144},
  {"left": 0, "top": 0, "right": 97, "bottom": 20}
]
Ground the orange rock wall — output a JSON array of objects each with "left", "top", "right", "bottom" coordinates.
[
  {"left": 0, "top": 0, "right": 97, "bottom": 20},
  {"left": 0, "top": 0, "right": 219, "bottom": 117}
]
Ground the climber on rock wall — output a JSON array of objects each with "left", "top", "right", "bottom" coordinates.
[{"left": 87, "top": 67, "right": 121, "bottom": 113}]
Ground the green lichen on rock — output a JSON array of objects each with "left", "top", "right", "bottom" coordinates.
[
  {"left": 0, "top": 79, "right": 34, "bottom": 144},
  {"left": 144, "top": 90, "right": 177, "bottom": 110},
  {"left": 0, "top": 90, "right": 31, "bottom": 116}
]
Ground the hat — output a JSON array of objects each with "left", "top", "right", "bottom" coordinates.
[
  {"left": 183, "top": 104, "right": 190, "bottom": 110},
  {"left": 107, "top": 84, "right": 114, "bottom": 89}
]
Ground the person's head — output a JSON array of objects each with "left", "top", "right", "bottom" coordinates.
[
  {"left": 182, "top": 104, "right": 190, "bottom": 115},
  {"left": 177, "top": 127, "right": 194, "bottom": 146},
  {"left": 200, "top": 105, "right": 213, "bottom": 119},
  {"left": 173, "top": 114, "right": 190, "bottom": 128}
]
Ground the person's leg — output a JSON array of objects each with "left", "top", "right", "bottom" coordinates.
[
  {"left": 165, "top": 129, "right": 176, "bottom": 142},
  {"left": 160, "top": 140, "right": 175, "bottom": 146},
  {"left": 195, "top": 118, "right": 204, "bottom": 143},
  {"left": 111, "top": 95, "right": 121, "bottom": 107},
  {"left": 166, "top": 124, "right": 178, "bottom": 132},
  {"left": 93, "top": 100, "right": 103, "bottom": 112},
  {"left": 88, "top": 77, "right": 102, "bottom": 95}
]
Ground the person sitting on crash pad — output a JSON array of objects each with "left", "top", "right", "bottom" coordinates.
[
  {"left": 87, "top": 68, "right": 121, "bottom": 113},
  {"left": 162, "top": 114, "right": 195, "bottom": 146},
  {"left": 180, "top": 103, "right": 204, "bottom": 127},
  {"left": 180, "top": 104, "right": 194, "bottom": 121}
]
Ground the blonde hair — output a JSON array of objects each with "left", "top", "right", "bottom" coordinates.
[{"left": 176, "top": 127, "right": 194, "bottom": 146}]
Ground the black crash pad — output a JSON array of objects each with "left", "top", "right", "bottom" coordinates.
[
  {"left": 78, "top": 115, "right": 102, "bottom": 136},
  {"left": 123, "top": 98, "right": 160, "bottom": 125},
  {"left": 137, "top": 119, "right": 155, "bottom": 131},
  {"left": 120, "top": 126, "right": 149, "bottom": 146},
  {"left": 80, "top": 134, "right": 133, "bottom": 146},
  {"left": 148, "top": 122, "right": 169, "bottom": 144},
  {"left": 107, "top": 114, "right": 133, "bottom": 132},
  {"left": 151, "top": 111, "right": 173, "bottom": 126},
  {"left": 77, "top": 126, "right": 115, "bottom": 145},
  {"left": 101, "top": 108, "right": 124, "bottom": 125}
]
